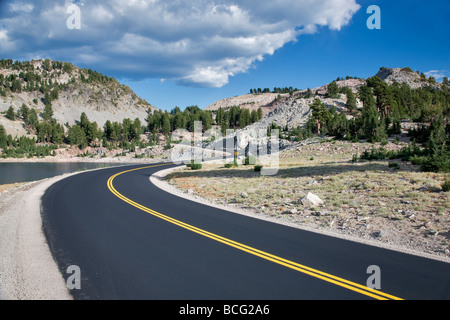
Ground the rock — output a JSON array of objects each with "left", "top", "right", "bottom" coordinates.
[
  {"left": 289, "top": 208, "right": 298, "bottom": 214},
  {"left": 312, "top": 210, "right": 328, "bottom": 216},
  {"left": 241, "top": 192, "right": 249, "bottom": 198},
  {"left": 373, "top": 230, "right": 390, "bottom": 238},
  {"left": 300, "top": 192, "right": 324, "bottom": 207}
]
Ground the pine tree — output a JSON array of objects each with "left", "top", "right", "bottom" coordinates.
[
  {"left": 6, "top": 106, "right": 15, "bottom": 121},
  {"left": 215, "top": 107, "right": 224, "bottom": 126},
  {"left": 27, "top": 109, "right": 38, "bottom": 129},
  {"left": 310, "top": 98, "right": 328, "bottom": 135},
  {"left": 11, "top": 79, "right": 21, "bottom": 93},
  {"left": 358, "top": 85, "right": 376, "bottom": 109},
  {"left": 162, "top": 112, "right": 171, "bottom": 136},
  {"left": 104, "top": 120, "right": 113, "bottom": 140},
  {"left": 326, "top": 81, "right": 339, "bottom": 98},
  {"left": 0, "top": 124, "right": 7, "bottom": 150},
  {"left": 443, "top": 77, "right": 449, "bottom": 87},
  {"left": 361, "top": 100, "right": 380, "bottom": 139},
  {"left": 239, "top": 108, "right": 251, "bottom": 128},
  {"left": 257, "top": 107, "right": 263, "bottom": 121},
  {"left": 250, "top": 110, "right": 258, "bottom": 124},
  {"left": 67, "top": 124, "right": 87, "bottom": 149},
  {"left": 42, "top": 104, "right": 53, "bottom": 121},
  {"left": 345, "top": 89, "right": 357, "bottom": 112},
  {"left": 131, "top": 118, "right": 142, "bottom": 140},
  {"left": 19, "top": 104, "right": 30, "bottom": 122}
]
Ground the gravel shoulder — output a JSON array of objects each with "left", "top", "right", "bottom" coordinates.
[
  {"left": 0, "top": 155, "right": 169, "bottom": 300},
  {"left": 0, "top": 176, "right": 74, "bottom": 300}
]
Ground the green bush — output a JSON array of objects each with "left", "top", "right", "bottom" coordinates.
[
  {"left": 442, "top": 178, "right": 450, "bottom": 192},
  {"left": 420, "top": 154, "right": 450, "bottom": 173},
  {"left": 189, "top": 160, "right": 202, "bottom": 170},
  {"left": 388, "top": 162, "right": 400, "bottom": 170},
  {"left": 360, "top": 147, "right": 387, "bottom": 161},
  {"left": 410, "top": 155, "right": 427, "bottom": 166}
]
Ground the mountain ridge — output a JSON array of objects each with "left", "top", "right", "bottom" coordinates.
[{"left": 0, "top": 58, "right": 157, "bottom": 136}]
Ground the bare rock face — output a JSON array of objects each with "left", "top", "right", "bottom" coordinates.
[
  {"left": 374, "top": 67, "right": 439, "bottom": 89},
  {"left": 205, "top": 92, "right": 292, "bottom": 117}
]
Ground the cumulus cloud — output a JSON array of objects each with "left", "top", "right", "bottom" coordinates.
[
  {"left": 424, "top": 70, "right": 448, "bottom": 81},
  {"left": 0, "top": 0, "right": 361, "bottom": 87}
]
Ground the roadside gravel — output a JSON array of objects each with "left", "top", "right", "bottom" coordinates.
[{"left": 0, "top": 176, "right": 74, "bottom": 300}]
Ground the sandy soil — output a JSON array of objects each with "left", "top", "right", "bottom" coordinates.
[{"left": 0, "top": 176, "right": 74, "bottom": 300}]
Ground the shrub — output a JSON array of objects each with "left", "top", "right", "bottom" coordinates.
[
  {"left": 410, "top": 155, "right": 427, "bottom": 166},
  {"left": 420, "top": 154, "right": 450, "bottom": 173},
  {"left": 360, "top": 147, "right": 387, "bottom": 161},
  {"left": 388, "top": 162, "right": 400, "bottom": 170},
  {"left": 442, "top": 178, "right": 450, "bottom": 192},
  {"left": 189, "top": 160, "right": 202, "bottom": 170}
]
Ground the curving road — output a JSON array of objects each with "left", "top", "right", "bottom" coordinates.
[{"left": 41, "top": 163, "right": 450, "bottom": 300}]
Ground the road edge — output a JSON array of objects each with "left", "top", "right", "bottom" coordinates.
[
  {"left": 0, "top": 164, "right": 138, "bottom": 300},
  {"left": 150, "top": 165, "right": 450, "bottom": 264}
]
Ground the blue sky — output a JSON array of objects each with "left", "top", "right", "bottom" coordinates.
[{"left": 1, "top": 0, "right": 449, "bottom": 111}]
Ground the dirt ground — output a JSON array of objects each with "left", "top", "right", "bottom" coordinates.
[{"left": 164, "top": 138, "right": 450, "bottom": 262}]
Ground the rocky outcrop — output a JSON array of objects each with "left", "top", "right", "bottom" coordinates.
[
  {"left": 205, "top": 92, "right": 290, "bottom": 117},
  {"left": 374, "top": 67, "right": 440, "bottom": 89}
]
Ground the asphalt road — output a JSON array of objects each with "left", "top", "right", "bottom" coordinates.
[{"left": 41, "top": 163, "right": 450, "bottom": 300}]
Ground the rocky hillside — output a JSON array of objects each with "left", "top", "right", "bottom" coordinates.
[
  {"left": 205, "top": 92, "right": 291, "bottom": 117},
  {"left": 0, "top": 59, "right": 157, "bottom": 135},
  {"left": 205, "top": 67, "right": 441, "bottom": 126},
  {"left": 202, "top": 66, "right": 448, "bottom": 155},
  {"left": 375, "top": 67, "right": 441, "bottom": 89}
]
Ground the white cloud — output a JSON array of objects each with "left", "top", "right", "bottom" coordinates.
[
  {"left": 9, "top": 2, "right": 34, "bottom": 13},
  {"left": 0, "top": 0, "right": 361, "bottom": 87},
  {"left": 424, "top": 70, "right": 448, "bottom": 81},
  {"left": 0, "top": 29, "right": 7, "bottom": 41}
]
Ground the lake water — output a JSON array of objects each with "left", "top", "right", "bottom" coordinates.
[{"left": 0, "top": 162, "right": 127, "bottom": 185}]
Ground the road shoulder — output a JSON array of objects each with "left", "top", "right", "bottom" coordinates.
[{"left": 150, "top": 165, "right": 450, "bottom": 264}]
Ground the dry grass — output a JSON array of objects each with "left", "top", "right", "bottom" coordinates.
[
  {"left": 165, "top": 138, "right": 450, "bottom": 260},
  {"left": 0, "top": 182, "right": 25, "bottom": 193}
]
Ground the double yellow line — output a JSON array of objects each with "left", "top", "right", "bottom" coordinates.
[{"left": 107, "top": 164, "right": 403, "bottom": 300}]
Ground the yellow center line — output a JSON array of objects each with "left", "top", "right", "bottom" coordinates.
[{"left": 107, "top": 164, "right": 403, "bottom": 300}]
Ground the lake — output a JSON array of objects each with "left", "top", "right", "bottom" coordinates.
[{"left": 0, "top": 162, "right": 127, "bottom": 185}]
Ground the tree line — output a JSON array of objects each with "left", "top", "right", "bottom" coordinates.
[
  {"left": 0, "top": 103, "right": 264, "bottom": 158},
  {"left": 295, "top": 76, "right": 450, "bottom": 172},
  {"left": 250, "top": 87, "right": 299, "bottom": 95}
]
